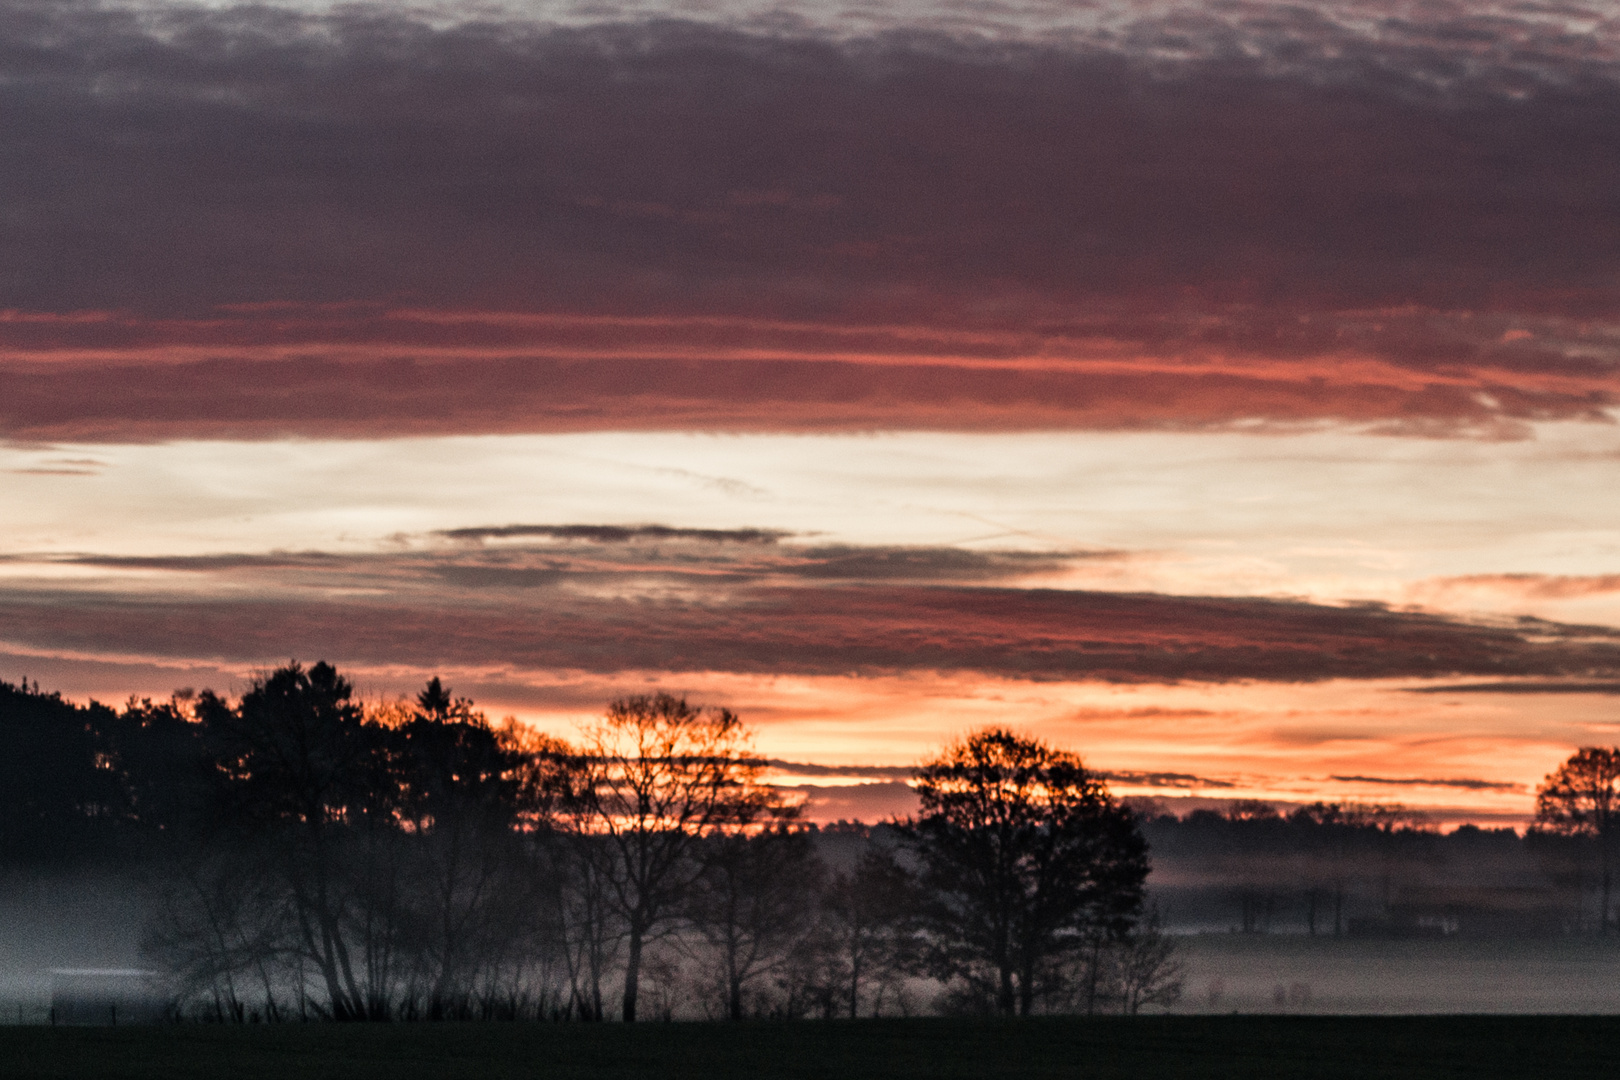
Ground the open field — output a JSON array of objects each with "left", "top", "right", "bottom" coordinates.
[
  {"left": 1173, "top": 935, "right": 1620, "bottom": 1013},
  {"left": 1, "top": 1016, "right": 1617, "bottom": 1080}
]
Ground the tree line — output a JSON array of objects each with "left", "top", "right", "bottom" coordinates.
[
  {"left": 11, "top": 664, "right": 1616, "bottom": 1019},
  {"left": 1138, "top": 768, "right": 1620, "bottom": 938},
  {"left": 0, "top": 666, "right": 1180, "bottom": 1021}
]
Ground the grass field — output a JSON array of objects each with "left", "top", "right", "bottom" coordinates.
[
  {"left": 1172, "top": 934, "right": 1620, "bottom": 1013},
  {"left": 1, "top": 1016, "right": 1616, "bottom": 1079}
]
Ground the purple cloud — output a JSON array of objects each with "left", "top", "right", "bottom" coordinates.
[{"left": 0, "top": 4, "right": 1616, "bottom": 437}]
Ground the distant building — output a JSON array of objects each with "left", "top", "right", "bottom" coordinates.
[{"left": 48, "top": 969, "right": 166, "bottom": 1025}]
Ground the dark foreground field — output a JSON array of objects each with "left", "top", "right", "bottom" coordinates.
[{"left": 1, "top": 1016, "right": 1616, "bottom": 1079}]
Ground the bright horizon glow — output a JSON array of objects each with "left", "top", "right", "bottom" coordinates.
[
  {"left": 6, "top": 424, "right": 1620, "bottom": 825},
  {"left": 6, "top": 423, "right": 1620, "bottom": 612}
]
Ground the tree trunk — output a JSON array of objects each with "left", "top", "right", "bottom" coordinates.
[
  {"left": 848, "top": 939, "right": 862, "bottom": 1019},
  {"left": 1574, "top": 857, "right": 1587, "bottom": 934},
  {"left": 1602, "top": 838, "right": 1613, "bottom": 936},
  {"left": 622, "top": 924, "right": 643, "bottom": 1022},
  {"left": 1084, "top": 937, "right": 1102, "bottom": 1017},
  {"left": 998, "top": 964, "right": 1015, "bottom": 1017},
  {"left": 995, "top": 920, "right": 1015, "bottom": 1016},
  {"left": 295, "top": 900, "right": 350, "bottom": 1020},
  {"left": 328, "top": 909, "right": 369, "bottom": 1020}
]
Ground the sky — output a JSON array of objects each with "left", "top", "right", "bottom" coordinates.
[{"left": 4, "top": 0, "right": 1620, "bottom": 825}]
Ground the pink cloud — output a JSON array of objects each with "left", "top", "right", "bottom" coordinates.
[{"left": 0, "top": 306, "right": 1613, "bottom": 441}]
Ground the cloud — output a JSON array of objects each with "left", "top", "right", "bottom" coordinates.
[
  {"left": 38, "top": 552, "right": 346, "bottom": 572},
  {"left": 1329, "top": 774, "right": 1524, "bottom": 792},
  {"left": 1417, "top": 574, "right": 1620, "bottom": 601},
  {"left": 1, "top": 5, "right": 1618, "bottom": 438},
  {"left": 767, "top": 761, "right": 915, "bottom": 780},
  {"left": 9, "top": 348, "right": 1608, "bottom": 442},
  {"left": 6, "top": 530, "right": 1620, "bottom": 683},
  {"left": 52, "top": 532, "right": 1085, "bottom": 586},
  {"left": 1101, "top": 770, "right": 1238, "bottom": 790},
  {"left": 438, "top": 524, "right": 792, "bottom": 545},
  {"left": 1404, "top": 681, "right": 1620, "bottom": 695}
]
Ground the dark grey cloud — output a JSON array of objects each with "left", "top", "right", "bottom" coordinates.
[
  {"left": 438, "top": 524, "right": 791, "bottom": 545},
  {"left": 39, "top": 551, "right": 346, "bottom": 572},
  {"left": 1330, "top": 774, "right": 1524, "bottom": 792},
  {"left": 50, "top": 530, "right": 1082, "bottom": 585},
  {"left": 1403, "top": 681, "right": 1620, "bottom": 695},
  {"left": 6, "top": 532, "right": 1620, "bottom": 682},
  {"left": 1101, "top": 770, "right": 1238, "bottom": 790},
  {"left": 0, "top": 3, "right": 1617, "bottom": 438},
  {"left": 1, "top": 3, "right": 1603, "bottom": 320},
  {"left": 742, "top": 761, "right": 1239, "bottom": 795},
  {"left": 767, "top": 760, "right": 914, "bottom": 780},
  {"left": 782, "top": 545, "right": 1114, "bottom": 580}
]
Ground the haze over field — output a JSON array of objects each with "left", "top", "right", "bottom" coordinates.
[{"left": 5, "top": 0, "right": 1620, "bottom": 823}]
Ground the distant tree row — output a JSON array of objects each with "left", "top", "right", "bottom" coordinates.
[
  {"left": 1140, "top": 800, "right": 1508, "bottom": 936},
  {"left": 0, "top": 667, "right": 1179, "bottom": 1021},
  {"left": 1137, "top": 757, "right": 1620, "bottom": 939}
]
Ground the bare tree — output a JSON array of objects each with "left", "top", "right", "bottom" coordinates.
[
  {"left": 556, "top": 836, "right": 622, "bottom": 1021},
  {"left": 1536, "top": 747, "right": 1620, "bottom": 934},
  {"left": 143, "top": 844, "right": 292, "bottom": 1021},
  {"left": 567, "top": 692, "right": 776, "bottom": 1021},
  {"left": 685, "top": 824, "right": 824, "bottom": 1020},
  {"left": 820, "top": 847, "right": 921, "bottom": 1018},
  {"left": 1113, "top": 907, "right": 1184, "bottom": 1014}
]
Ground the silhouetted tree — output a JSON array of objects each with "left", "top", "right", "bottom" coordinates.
[
  {"left": 104, "top": 692, "right": 209, "bottom": 842},
  {"left": 1288, "top": 803, "right": 1343, "bottom": 936},
  {"left": 556, "top": 834, "right": 621, "bottom": 1021},
  {"left": 143, "top": 838, "right": 290, "bottom": 1022},
  {"left": 144, "top": 667, "right": 577, "bottom": 1020},
  {"left": 903, "top": 728, "right": 1148, "bottom": 1017},
  {"left": 1535, "top": 747, "right": 1620, "bottom": 934},
  {"left": 1113, "top": 907, "right": 1184, "bottom": 1014},
  {"left": 565, "top": 692, "right": 777, "bottom": 1021},
  {"left": 685, "top": 824, "right": 824, "bottom": 1020},
  {"left": 1225, "top": 801, "right": 1283, "bottom": 934},
  {"left": 820, "top": 846, "right": 923, "bottom": 1018},
  {"left": 0, "top": 679, "right": 121, "bottom": 864},
  {"left": 386, "top": 681, "right": 558, "bottom": 1016},
  {"left": 203, "top": 661, "right": 385, "bottom": 1018}
]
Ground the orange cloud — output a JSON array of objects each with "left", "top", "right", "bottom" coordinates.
[{"left": 1419, "top": 574, "right": 1620, "bottom": 601}]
